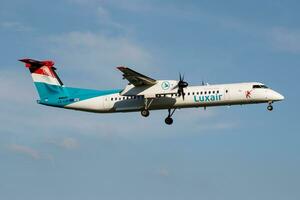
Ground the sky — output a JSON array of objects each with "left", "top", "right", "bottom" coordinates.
[{"left": 0, "top": 0, "right": 300, "bottom": 199}]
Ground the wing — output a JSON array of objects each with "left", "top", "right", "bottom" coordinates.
[{"left": 117, "top": 66, "right": 157, "bottom": 86}]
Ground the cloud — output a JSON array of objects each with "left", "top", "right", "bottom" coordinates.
[
  {"left": 270, "top": 27, "right": 300, "bottom": 54},
  {"left": 158, "top": 168, "right": 170, "bottom": 177},
  {"left": 66, "top": 0, "right": 99, "bottom": 5},
  {"left": 47, "top": 31, "right": 151, "bottom": 66},
  {"left": 48, "top": 137, "right": 80, "bottom": 150},
  {"left": 8, "top": 144, "right": 41, "bottom": 159},
  {"left": 66, "top": 0, "right": 126, "bottom": 30},
  {"left": 96, "top": 5, "right": 124, "bottom": 30},
  {"left": 61, "top": 138, "right": 80, "bottom": 149},
  {"left": 42, "top": 31, "right": 154, "bottom": 87},
  {"left": 0, "top": 21, "right": 33, "bottom": 32},
  {"left": 7, "top": 144, "right": 55, "bottom": 166},
  {"left": 0, "top": 69, "right": 36, "bottom": 105}
]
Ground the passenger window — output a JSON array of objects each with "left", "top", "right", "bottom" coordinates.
[
  {"left": 201, "top": 92, "right": 203, "bottom": 95},
  {"left": 213, "top": 91, "right": 215, "bottom": 94},
  {"left": 111, "top": 98, "right": 113, "bottom": 101},
  {"left": 209, "top": 91, "right": 211, "bottom": 94},
  {"left": 192, "top": 92, "right": 195, "bottom": 95},
  {"left": 217, "top": 90, "right": 219, "bottom": 94},
  {"left": 115, "top": 97, "right": 117, "bottom": 101},
  {"left": 188, "top": 92, "right": 190, "bottom": 95},
  {"left": 205, "top": 91, "right": 207, "bottom": 94}
]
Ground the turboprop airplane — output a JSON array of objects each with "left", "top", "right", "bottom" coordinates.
[{"left": 19, "top": 58, "right": 284, "bottom": 125}]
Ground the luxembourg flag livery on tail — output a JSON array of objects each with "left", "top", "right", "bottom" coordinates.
[{"left": 20, "top": 58, "right": 284, "bottom": 125}]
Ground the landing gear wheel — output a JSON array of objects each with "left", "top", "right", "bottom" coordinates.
[
  {"left": 141, "top": 109, "right": 150, "bottom": 117},
  {"left": 164, "top": 108, "right": 176, "bottom": 125},
  {"left": 267, "top": 105, "right": 273, "bottom": 111},
  {"left": 165, "top": 117, "right": 173, "bottom": 125}
]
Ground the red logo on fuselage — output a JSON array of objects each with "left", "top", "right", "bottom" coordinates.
[{"left": 245, "top": 90, "right": 252, "bottom": 98}]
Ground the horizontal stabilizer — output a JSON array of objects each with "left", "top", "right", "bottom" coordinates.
[{"left": 19, "top": 58, "right": 55, "bottom": 69}]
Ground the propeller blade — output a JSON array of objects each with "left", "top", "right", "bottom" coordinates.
[{"left": 176, "top": 72, "right": 189, "bottom": 100}]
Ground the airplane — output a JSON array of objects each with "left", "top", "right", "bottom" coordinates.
[{"left": 19, "top": 58, "right": 284, "bottom": 125}]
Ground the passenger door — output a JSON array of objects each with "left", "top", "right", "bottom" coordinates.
[
  {"left": 103, "top": 96, "right": 112, "bottom": 110},
  {"left": 224, "top": 88, "right": 231, "bottom": 102}
]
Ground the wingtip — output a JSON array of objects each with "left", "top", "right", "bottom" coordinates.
[
  {"left": 117, "top": 66, "right": 127, "bottom": 70},
  {"left": 19, "top": 58, "right": 29, "bottom": 62}
]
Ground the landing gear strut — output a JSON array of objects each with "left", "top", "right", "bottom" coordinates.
[
  {"left": 141, "top": 97, "right": 154, "bottom": 117},
  {"left": 267, "top": 102, "right": 273, "bottom": 111},
  {"left": 165, "top": 108, "right": 176, "bottom": 125}
]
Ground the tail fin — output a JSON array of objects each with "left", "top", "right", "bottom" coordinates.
[{"left": 19, "top": 58, "right": 68, "bottom": 100}]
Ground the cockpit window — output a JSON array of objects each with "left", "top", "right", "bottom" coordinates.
[{"left": 253, "top": 85, "right": 268, "bottom": 89}]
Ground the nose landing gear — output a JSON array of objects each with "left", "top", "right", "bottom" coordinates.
[{"left": 267, "top": 102, "right": 273, "bottom": 111}]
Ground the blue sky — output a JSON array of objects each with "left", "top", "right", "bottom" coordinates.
[{"left": 0, "top": 0, "right": 300, "bottom": 199}]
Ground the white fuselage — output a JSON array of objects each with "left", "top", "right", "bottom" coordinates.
[{"left": 65, "top": 82, "right": 284, "bottom": 113}]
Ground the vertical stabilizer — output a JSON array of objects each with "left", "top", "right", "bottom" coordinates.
[{"left": 19, "top": 58, "right": 68, "bottom": 100}]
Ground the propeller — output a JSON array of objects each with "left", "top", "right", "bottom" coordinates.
[{"left": 176, "top": 73, "right": 189, "bottom": 100}]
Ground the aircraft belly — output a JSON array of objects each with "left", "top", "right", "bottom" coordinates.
[
  {"left": 114, "top": 98, "right": 177, "bottom": 112},
  {"left": 65, "top": 96, "right": 109, "bottom": 112}
]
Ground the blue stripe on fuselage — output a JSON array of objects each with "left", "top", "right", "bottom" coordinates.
[{"left": 34, "top": 82, "right": 121, "bottom": 107}]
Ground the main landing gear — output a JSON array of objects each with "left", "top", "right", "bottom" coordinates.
[
  {"left": 165, "top": 108, "right": 176, "bottom": 125},
  {"left": 267, "top": 102, "right": 273, "bottom": 111},
  {"left": 140, "top": 97, "right": 176, "bottom": 125},
  {"left": 141, "top": 109, "right": 150, "bottom": 117},
  {"left": 141, "top": 97, "right": 154, "bottom": 117}
]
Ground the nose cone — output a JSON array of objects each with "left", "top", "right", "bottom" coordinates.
[
  {"left": 277, "top": 93, "right": 285, "bottom": 101},
  {"left": 269, "top": 90, "right": 285, "bottom": 101}
]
